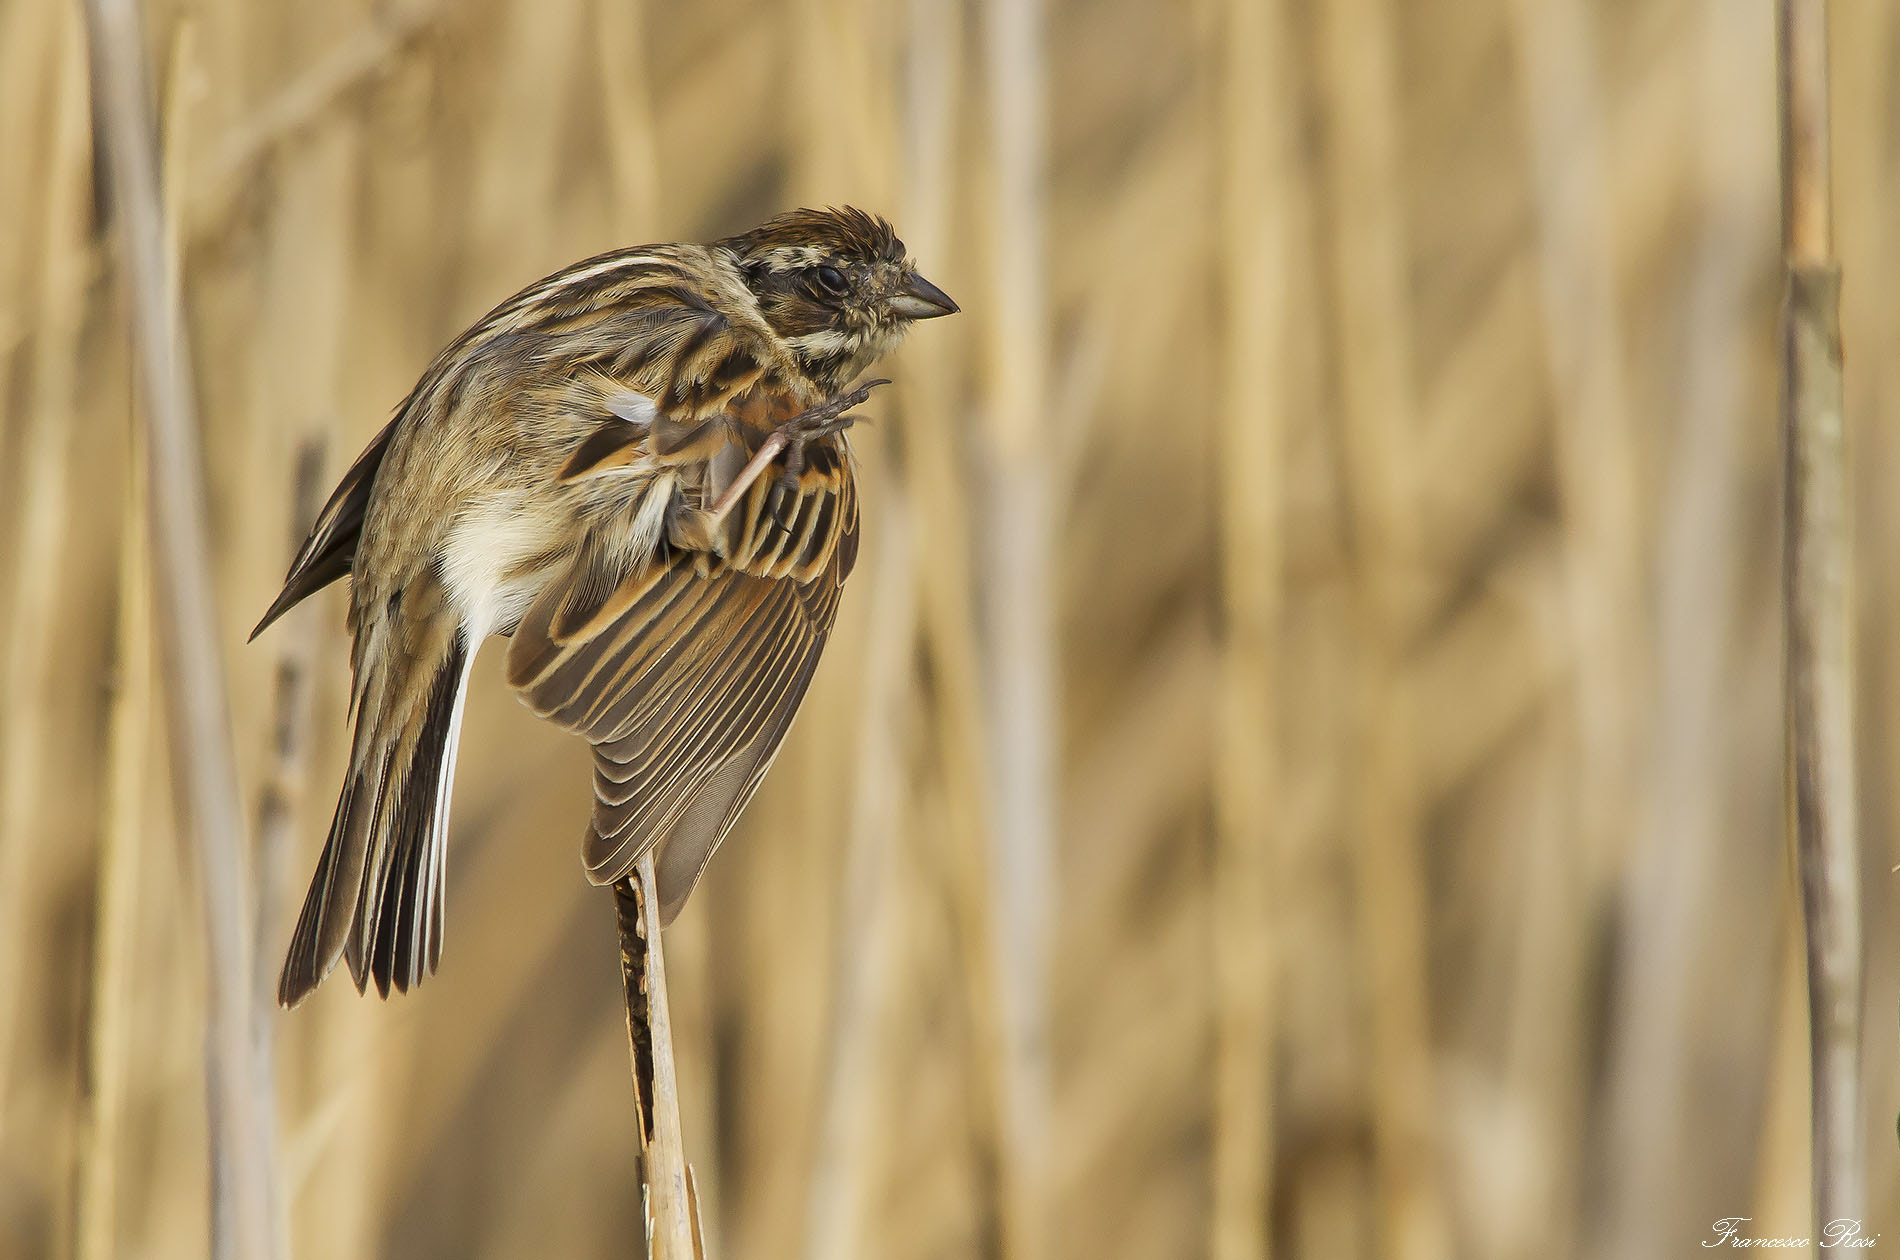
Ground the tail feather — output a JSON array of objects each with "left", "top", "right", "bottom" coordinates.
[
  {"left": 357, "top": 632, "right": 471, "bottom": 996},
  {"left": 277, "top": 750, "right": 384, "bottom": 1005},
  {"left": 278, "top": 629, "right": 472, "bottom": 1007}
]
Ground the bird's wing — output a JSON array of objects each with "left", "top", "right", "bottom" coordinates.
[
  {"left": 253, "top": 246, "right": 762, "bottom": 645},
  {"left": 250, "top": 416, "right": 397, "bottom": 640},
  {"left": 504, "top": 432, "right": 858, "bottom": 920}
]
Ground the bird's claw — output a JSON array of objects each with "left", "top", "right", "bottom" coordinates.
[
  {"left": 765, "top": 378, "right": 887, "bottom": 535},
  {"left": 777, "top": 377, "right": 888, "bottom": 443}
]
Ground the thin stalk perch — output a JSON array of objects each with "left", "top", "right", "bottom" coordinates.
[{"left": 615, "top": 853, "right": 700, "bottom": 1258}]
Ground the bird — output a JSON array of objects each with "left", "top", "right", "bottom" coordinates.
[{"left": 253, "top": 206, "right": 957, "bottom": 1008}]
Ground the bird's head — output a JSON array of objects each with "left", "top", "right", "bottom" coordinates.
[{"left": 722, "top": 206, "right": 958, "bottom": 393}]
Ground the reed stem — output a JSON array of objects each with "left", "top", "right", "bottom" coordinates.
[
  {"left": 82, "top": 1, "right": 274, "bottom": 1256},
  {"left": 1775, "top": 0, "right": 1863, "bottom": 1235},
  {"left": 615, "top": 854, "right": 701, "bottom": 1258}
]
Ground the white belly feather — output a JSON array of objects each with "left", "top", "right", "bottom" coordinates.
[
  {"left": 440, "top": 385, "right": 676, "bottom": 643},
  {"left": 439, "top": 493, "right": 565, "bottom": 642}
]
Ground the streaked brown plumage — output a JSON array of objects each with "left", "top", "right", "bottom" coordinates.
[{"left": 256, "top": 207, "right": 957, "bottom": 1007}]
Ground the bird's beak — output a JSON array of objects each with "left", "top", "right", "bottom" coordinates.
[{"left": 890, "top": 272, "right": 959, "bottom": 320}]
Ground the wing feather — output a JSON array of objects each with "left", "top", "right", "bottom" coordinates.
[
  {"left": 504, "top": 444, "right": 857, "bottom": 918},
  {"left": 251, "top": 417, "right": 397, "bottom": 640},
  {"left": 584, "top": 585, "right": 812, "bottom": 876}
]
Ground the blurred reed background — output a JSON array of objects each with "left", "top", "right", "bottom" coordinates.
[{"left": 0, "top": 0, "right": 1896, "bottom": 1257}]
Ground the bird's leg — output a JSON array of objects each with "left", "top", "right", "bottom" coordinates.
[{"left": 672, "top": 378, "right": 888, "bottom": 551}]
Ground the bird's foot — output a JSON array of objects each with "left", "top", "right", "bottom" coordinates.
[
  {"left": 766, "top": 378, "right": 887, "bottom": 532},
  {"left": 777, "top": 377, "right": 888, "bottom": 444}
]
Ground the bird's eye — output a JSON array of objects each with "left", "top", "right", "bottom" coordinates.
[{"left": 814, "top": 265, "right": 848, "bottom": 295}]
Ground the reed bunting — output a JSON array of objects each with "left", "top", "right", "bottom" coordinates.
[{"left": 255, "top": 207, "right": 957, "bottom": 1007}]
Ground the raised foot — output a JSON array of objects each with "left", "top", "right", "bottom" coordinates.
[
  {"left": 779, "top": 377, "right": 890, "bottom": 442},
  {"left": 766, "top": 377, "right": 888, "bottom": 532}
]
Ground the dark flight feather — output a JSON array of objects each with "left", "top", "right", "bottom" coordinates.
[{"left": 251, "top": 416, "right": 396, "bottom": 641}]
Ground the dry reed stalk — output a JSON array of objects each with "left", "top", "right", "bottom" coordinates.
[
  {"left": 1596, "top": 5, "right": 1774, "bottom": 1256},
  {"left": 915, "top": 277, "right": 1018, "bottom": 1260},
  {"left": 901, "top": 150, "right": 1012, "bottom": 1244},
  {"left": 159, "top": 22, "right": 195, "bottom": 324},
  {"left": 837, "top": 0, "right": 1038, "bottom": 1251},
  {"left": 885, "top": 7, "right": 1044, "bottom": 1253},
  {"left": 1314, "top": 1, "right": 1452, "bottom": 1257},
  {"left": 804, "top": 496, "right": 917, "bottom": 1260},
  {"left": 246, "top": 443, "right": 328, "bottom": 1260},
  {"left": 979, "top": 0, "right": 1055, "bottom": 1255},
  {"left": 614, "top": 855, "right": 700, "bottom": 1259},
  {"left": 81, "top": 2, "right": 273, "bottom": 1257},
  {"left": 1775, "top": 0, "right": 1863, "bottom": 1234},
  {"left": 1832, "top": 0, "right": 1900, "bottom": 1220},
  {"left": 889, "top": 0, "right": 973, "bottom": 909},
  {"left": 0, "top": 0, "right": 88, "bottom": 1133},
  {"left": 1210, "top": 0, "right": 1294, "bottom": 1256},
  {"left": 76, "top": 354, "right": 153, "bottom": 1260},
  {"left": 1505, "top": 1, "right": 1643, "bottom": 1254},
  {"left": 76, "top": 27, "right": 198, "bottom": 1260}
]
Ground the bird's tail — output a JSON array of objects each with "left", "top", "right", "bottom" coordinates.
[{"left": 278, "top": 616, "right": 474, "bottom": 1007}]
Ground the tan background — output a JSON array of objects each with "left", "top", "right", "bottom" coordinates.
[{"left": 1, "top": 0, "right": 1897, "bottom": 1257}]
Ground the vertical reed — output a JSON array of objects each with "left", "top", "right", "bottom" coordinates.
[
  {"left": 1210, "top": 0, "right": 1294, "bottom": 1255},
  {"left": 980, "top": 0, "right": 1054, "bottom": 1254},
  {"left": 1506, "top": 1, "right": 1642, "bottom": 1254},
  {"left": 1775, "top": 0, "right": 1863, "bottom": 1235},
  {"left": 81, "top": 2, "right": 272, "bottom": 1256},
  {"left": 247, "top": 443, "right": 329, "bottom": 1260},
  {"left": 1313, "top": 0, "right": 1450, "bottom": 1256},
  {"left": 76, "top": 331, "right": 152, "bottom": 1260},
  {"left": 804, "top": 498, "right": 917, "bottom": 1260},
  {"left": 0, "top": 0, "right": 88, "bottom": 1128},
  {"left": 615, "top": 858, "right": 699, "bottom": 1258}
]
